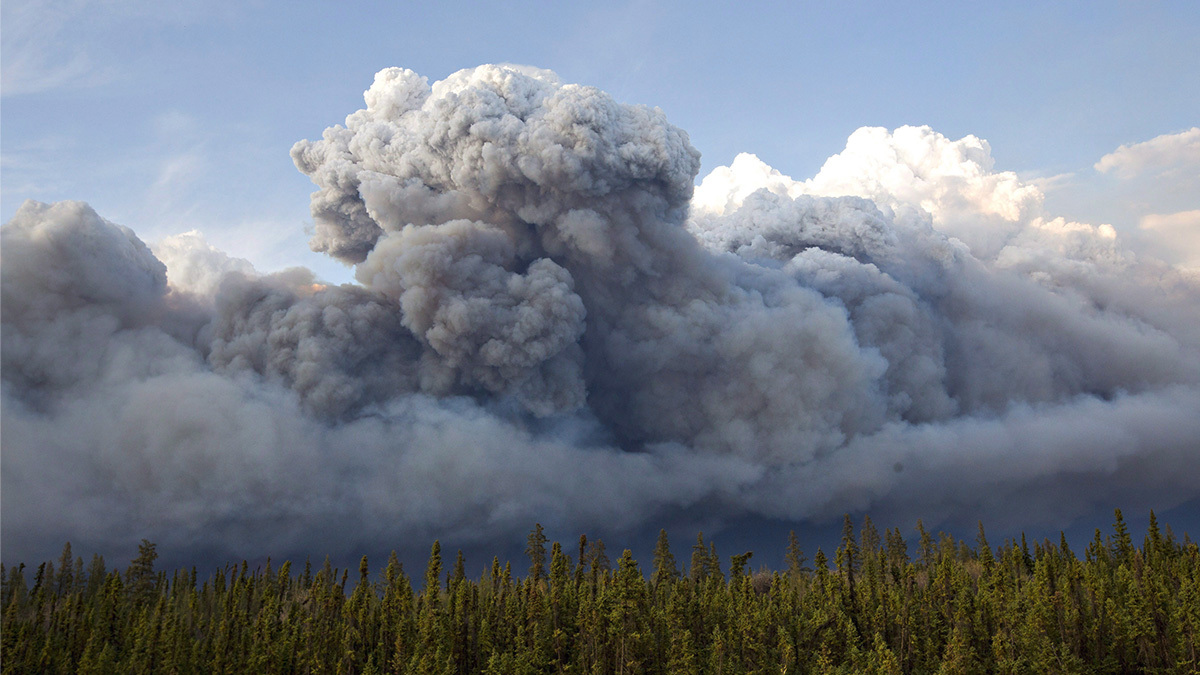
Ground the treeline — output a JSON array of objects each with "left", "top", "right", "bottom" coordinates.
[{"left": 2, "top": 510, "right": 1198, "bottom": 674}]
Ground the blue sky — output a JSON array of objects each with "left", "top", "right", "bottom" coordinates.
[{"left": 3, "top": 0, "right": 1198, "bottom": 281}]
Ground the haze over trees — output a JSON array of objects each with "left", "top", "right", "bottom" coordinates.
[{"left": 2, "top": 511, "right": 1197, "bottom": 674}]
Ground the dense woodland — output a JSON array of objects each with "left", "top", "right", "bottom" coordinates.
[{"left": 2, "top": 510, "right": 1198, "bottom": 674}]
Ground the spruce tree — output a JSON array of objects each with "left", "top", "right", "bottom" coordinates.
[
  {"left": 689, "top": 533, "right": 707, "bottom": 582},
  {"left": 126, "top": 540, "right": 158, "bottom": 604},
  {"left": 1112, "top": 508, "right": 1135, "bottom": 565},
  {"left": 651, "top": 530, "right": 677, "bottom": 589},
  {"left": 976, "top": 522, "right": 995, "bottom": 568},
  {"left": 729, "top": 552, "right": 754, "bottom": 580},
  {"left": 525, "top": 524, "right": 548, "bottom": 586},
  {"left": 785, "top": 530, "right": 807, "bottom": 577}
]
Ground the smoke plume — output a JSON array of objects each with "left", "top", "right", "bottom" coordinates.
[{"left": 4, "top": 65, "right": 1199, "bottom": 564}]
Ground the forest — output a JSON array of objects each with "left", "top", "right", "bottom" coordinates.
[{"left": 1, "top": 509, "right": 1197, "bottom": 674}]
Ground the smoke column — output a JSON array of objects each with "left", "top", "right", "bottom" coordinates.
[{"left": 4, "top": 65, "right": 1199, "bottom": 565}]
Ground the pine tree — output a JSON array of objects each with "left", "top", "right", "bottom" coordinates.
[
  {"left": 938, "top": 618, "right": 980, "bottom": 674},
  {"left": 126, "top": 539, "right": 158, "bottom": 604},
  {"left": 414, "top": 541, "right": 449, "bottom": 675},
  {"left": 729, "top": 552, "right": 754, "bottom": 581},
  {"left": 1112, "top": 508, "right": 1135, "bottom": 565},
  {"left": 651, "top": 530, "right": 677, "bottom": 590},
  {"left": 5, "top": 512, "right": 1199, "bottom": 674},
  {"left": 977, "top": 522, "right": 995, "bottom": 569},
  {"left": 689, "top": 534, "right": 708, "bottom": 582},
  {"left": 586, "top": 538, "right": 610, "bottom": 574},
  {"left": 785, "top": 530, "right": 808, "bottom": 577},
  {"left": 665, "top": 628, "right": 697, "bottom": 674},
  {"left": 55, "top": 542, "right": 75, "bottom": 598},
  {"left": 609, "top": 550, "right": 648, "bottom": 674},
  {"left": 860, "top": 515, "right": 881, "bottom": 556},
  {"left": 706, "top": 542, "right": 722, "bottom": 580},
  {"left": 917, "top": 520, "right": 935, "bottom": 570},
  {"left": 425, "top": 542, "right": 443, "bottom": 599},
  {"left": 839, "top": 514, "right": 860, "bottom": 601},
  {"left": 1144, "top": 509, "right": 1164, "bottom": 565},
  {"left": 450, "top": 550, "right": 466, "bottom": 591},
  {"left": 384, "top": 551, "right": 416, "bottom": 674},
  {"left": 525, "top": 524, "right": 548, "bottom": 587},
  {"left": 575, "top": 534, "right": 588, "bottom": 586}
]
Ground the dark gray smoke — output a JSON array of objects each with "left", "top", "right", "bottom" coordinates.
[{"left": 4, "top": 65, "right": 1199, "bottom": 565}]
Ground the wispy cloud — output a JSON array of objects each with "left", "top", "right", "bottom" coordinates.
[
  {"left": 1141, "top": 209, "right": 1200, "bottom": 232},
  {"left": 1095, "top": 128, "right": 1200, "bottom": 180},
  {"left": 0, "top": 134, "right": 79, "bottom": 203},
  {"left": 1020, "top": 171, "right": 1076, "bottom": 195},
  {"left": 1, "top": 0, "right": 233, "bottom": 96},
  {"left": 1140, "top": 209, "right": 1200, "bottom": 269},
  {"left": 1, "top": 0, "right": 114, "bottom": 95}
]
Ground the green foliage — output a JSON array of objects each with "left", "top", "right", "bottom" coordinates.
[
  {"left": 651, "top": 529, "right": 677, "bottom": 590},
  {"left": 2, "top": 510, "right": 1197, "bottom": 673}
]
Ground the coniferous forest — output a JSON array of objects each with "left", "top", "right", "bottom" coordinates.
[{"left": 2, "top": 510, "right": 1198, "bottom": 674}]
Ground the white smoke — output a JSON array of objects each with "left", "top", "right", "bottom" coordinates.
[
  {"left": 4, "top": 65, "right": 1199, "bottom": 565},
  {"left": 151, "top": 230, "right": 256, "bottom": 298},
  {"left": 1094, "top": 127, "right": 1200, "bottom": 179}
]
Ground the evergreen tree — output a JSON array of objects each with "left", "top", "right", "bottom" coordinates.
[
  {"left": 575, "top": 534, "right": 588, "bottom": 585},
  {"left": 54, "top": 542, "right": 75, "bottom": 597},
  {"left": 1112, "top": 508, "right": 1135, "bottom": 565},
  {"left": 609, "top": 550, "right": 648, "bottom": 674},
  {"left": 525, "top": 524, "right": 547, "bottom": 586},
  {"left": 424, "top": 541, "right": 443, "bottom": 599},
  {"left": 839, "top": 514, "right": 860, "bottom": 600},
  {"left": 689, "top": 533, "right": 708, "bottom": 582},
  {"left": 651, "top": 530, "right": 677, "bottom": 589},
  {"left": 4, "top": 512, "right": 1198, "bottom": 674},
  {"left": 785, "top": 530, "right": 808, "bottom": 577},
  {"left": 729, "top": 552, "right": 754, "bottom": 580},
  {"left": 586, "top": 538, "right": 610, "bottom": 574},
  {"left": 126, "top": 539, "right": 158, "bottom": 604},
  {"left": 706, "top": 542, "right": 722, "bottom": 579},
  {"left": 976, "top": 522, "right": 995, "bottom": 568},
  {"left": 450, "top": 550, "right": 466, "bottom": 590}
]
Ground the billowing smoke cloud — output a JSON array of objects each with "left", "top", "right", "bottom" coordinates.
[
  {"left": 4, "top": 65, "right": 1200, "bottom": 565},
  {"left": 151, "top": 230, "right": 256, "bottom": 298}
]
